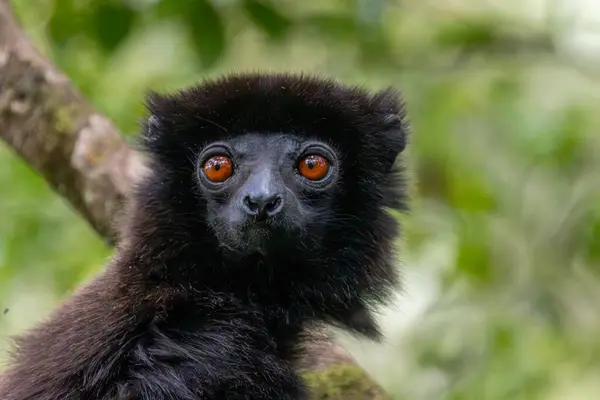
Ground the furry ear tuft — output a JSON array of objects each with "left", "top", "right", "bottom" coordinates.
[
  {"left": 140, "top": 91, "right": 182, "bottom": 157},
  {"left": 141, "top": 91, "right": 168, "bottom": 143},
  {"left": 145, "top": 90, "right": 171, "bottom": 116},
  {"left": 143, "top": 114, "right": 162, "bottom": 144},
  {"left": 371, "top": 87, "right": 403, "bottom": 115},
  {"left": 372, "top": 88, "right": 409, "bottom": 171}
]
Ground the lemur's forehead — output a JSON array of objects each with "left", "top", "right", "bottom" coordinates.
[
  {"left": 228, "top": 133, "right": 302, "bottom": 153},
  {"left": 148, "top": 74, "right": 389, "bottom": 128},
  {"left": 144, "top": 74, "right": 406, "bottom": 172}
]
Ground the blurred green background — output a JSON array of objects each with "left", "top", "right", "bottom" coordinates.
[{"left": 1, "top": 0, "right": 600, "bottom": 398}]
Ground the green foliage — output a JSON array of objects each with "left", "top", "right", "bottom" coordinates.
[
  {"left": 47, "top": 0, "right": 81, "bottom": 47},
  {"left": 90, "top": 1, "right": 136, "bottom": 51},
  {"left": 243, "top": 0, "right": 292, "bottom": 40},
  {"left": 301, "top": 12, "right": 361, "bottom": 42},
  {"left": 179, "top": 0, "right": 227, "bottom": 68},
  {"left": 2, "top": 0, "right": 600, "bottom": 398},
  {"left": 436, "top": 19, "right": 500, "bottom": 50}
]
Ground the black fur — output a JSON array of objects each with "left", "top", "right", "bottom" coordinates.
[{"left": 0, "top": 73, "right": 409, "bottom": 399}]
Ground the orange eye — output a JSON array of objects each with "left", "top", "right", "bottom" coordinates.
[
  {"left": 298, "top": 155, "right": 329, "bottom": 181},
  {"left": 203, "top": 156, "right": 233, "bottom": 182}
]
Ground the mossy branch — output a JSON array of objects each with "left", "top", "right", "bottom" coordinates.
[{"left": 0, "top": 0, "right": 389, "bottom": 398}]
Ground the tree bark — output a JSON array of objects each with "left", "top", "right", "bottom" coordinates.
[
  {"left": 0, "top": 0, "right": 143, "bottom": 243},
  {"left": 0, "top": 1, "right": 390, "bottom": 398}
]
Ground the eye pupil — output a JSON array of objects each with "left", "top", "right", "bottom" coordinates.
[
  {"left": 203, "top": 155, "right": 233, "bottom": 182},
  {"left": 298, "top": 155, "right": 329, "bottom": 181}
]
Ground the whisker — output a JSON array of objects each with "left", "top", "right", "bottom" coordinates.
[{"left": 196, "top": 116, "right": 229, "bottom": 133}]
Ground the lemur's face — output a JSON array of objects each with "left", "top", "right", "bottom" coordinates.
[
  {"left": 195, "top": 133, "right": 341, "bottom": 256},
  {"left": 142, "top": 74, "right": 408, "bottom": 262}
]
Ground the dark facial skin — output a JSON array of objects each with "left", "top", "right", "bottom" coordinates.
[{"left": 196, "top": 133, "right": 340, "bottom": 256}]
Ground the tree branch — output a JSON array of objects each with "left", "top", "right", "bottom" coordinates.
[
  {"left": 0, "top": 1, "right": 389, "bottom": 398},
  {"left": 0, "top": 0, "right": 143, "bottom": 243}
]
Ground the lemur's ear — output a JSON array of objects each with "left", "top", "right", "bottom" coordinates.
[
  {"left": 141, "top": 91, "right": 167, "bottom": 142},
  {"left": 372, "top": 87, "right": 409, "bottom": 171},
  {"left": 140, "top": 91, "right": 180, "bottom": 157},
  {"left": 145, "top": 90, "right": 170, "bottom": 116},
  {"left": 372, "top": 87, "right": 403, "bottom": 114},
  {"left": 145, "top": 115, "right": 162, "bottom": 138},
  {"left": 138, "top": 113, "right": 167, "bottom": 157}
]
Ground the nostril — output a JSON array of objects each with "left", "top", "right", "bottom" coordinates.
[
  {"left": 265, "top": 196, "right": 283, "bottom": 215},
  {"left": 243, "top": 195, "right": 258, "bottom": 214},
  {"left": 242, "top": 194, "right": 283, "bottom": 218}
]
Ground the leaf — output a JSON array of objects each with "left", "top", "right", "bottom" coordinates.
[
  {"left": 585, "top": 210, "right": 600, "bottom": 263},
  {"left": 90, "top": 1, "right": 136, "bottom": 51},
  {"left": 545, "top": 106, "right": 588, "bottom": 170},
  {"left": 436, "top": 20, "right": 498, "bottom": 50},
  {"left": 453, "top": 216, "right": 493, "bottom": 283},
  {"left": 448, "top": 169, "right": 497, "bottom": 212},
  {"left": 243, "top": 0, "right": 291, "bottom": 40},
  {"left": 183, "top": 0, "right": 227, "bottom": 68},
  {"left": 151, "top": 0, "right": 226, "bottom": 67},
  {"left": 357, "top": 27, "right": 393, "bottom": 67},
  {"left": 47, "top": 0, "right": 84, "bottom": 47},
  {"left": 301, "top": 11, "right": 392, "bottom": 67},
  {"left": 153, "top": 0, "right": 186, "bottom": 18},
  {"left": 301, "top": 13, "right": 359, "bottom": 41}
]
